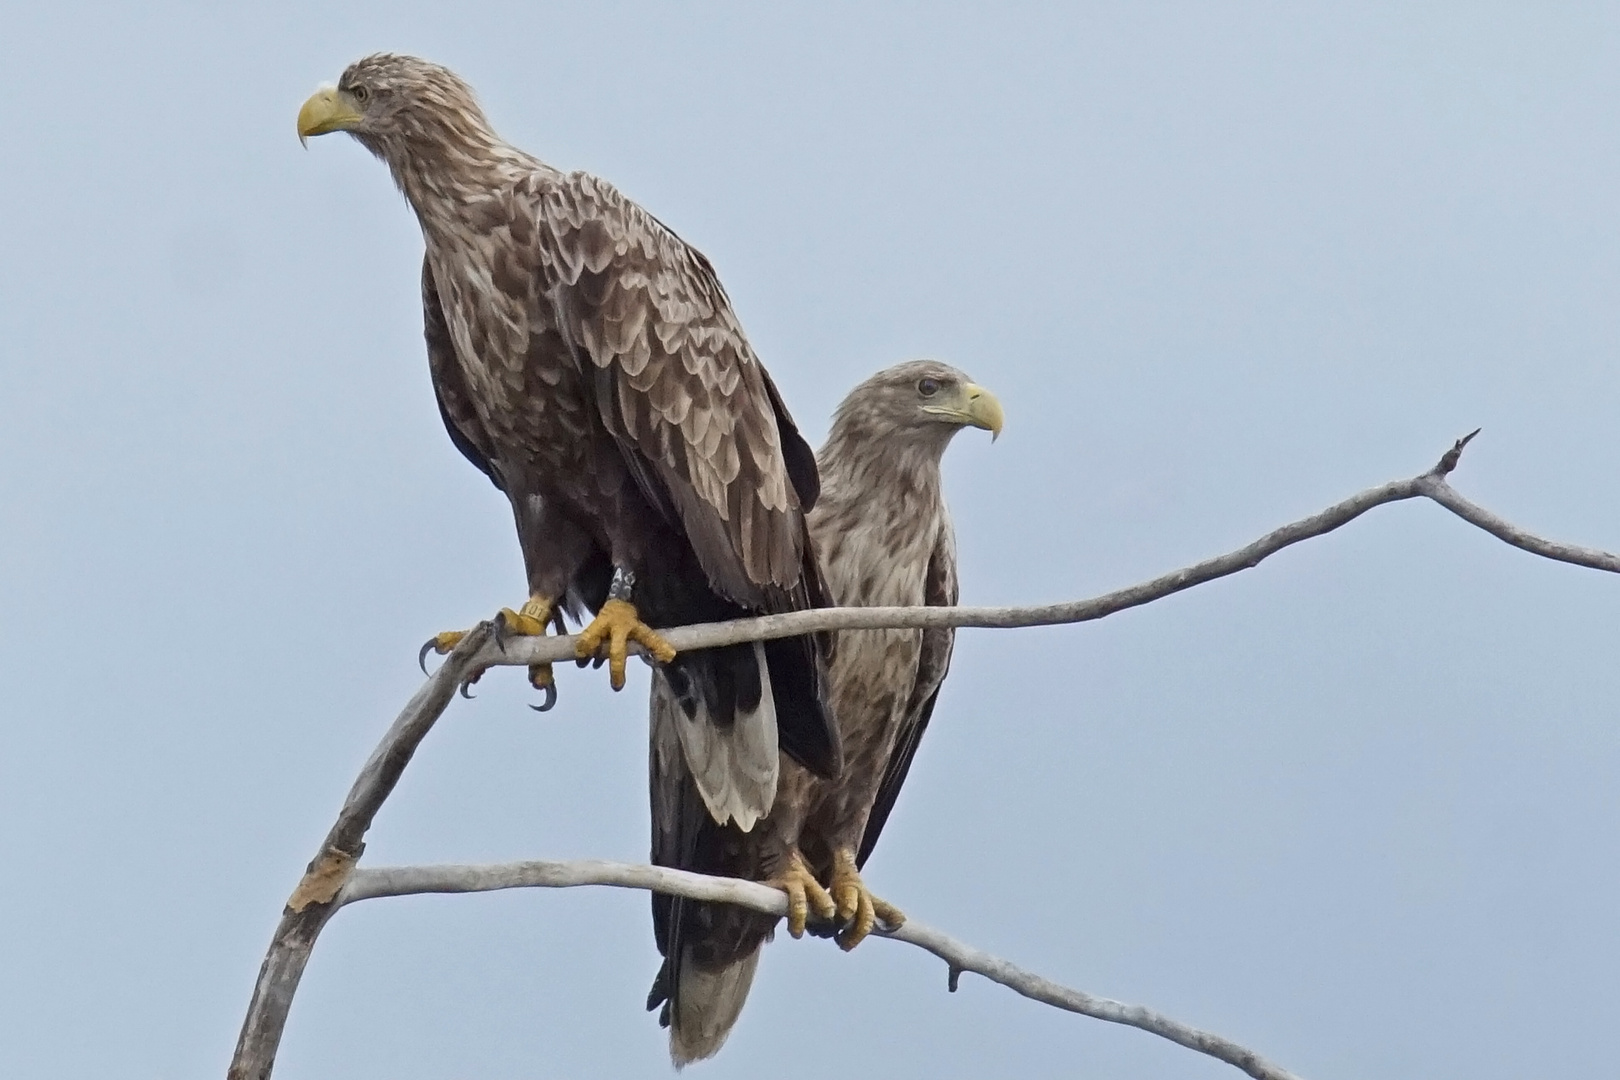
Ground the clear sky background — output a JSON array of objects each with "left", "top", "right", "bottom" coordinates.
[{"left": 5, "top": 3, "right": 1620, "bottom": 1078}]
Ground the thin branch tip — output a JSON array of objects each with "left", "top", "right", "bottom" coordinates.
[{"left": 1432, "top": 427, "right": 1483, "bottom": 477}]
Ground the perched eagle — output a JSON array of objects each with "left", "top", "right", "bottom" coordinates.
[
  {"left": 648, "top": 361, "right": 1003, "bottom": 1063},
  {"left": 297, "top": 55, "right": 841, "bottom": 813}
]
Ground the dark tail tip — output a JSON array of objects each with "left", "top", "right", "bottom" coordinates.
[{"left": 647, "top": 958, "right": 672, "bottom": 1015}]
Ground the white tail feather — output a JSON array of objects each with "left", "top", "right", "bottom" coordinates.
[{"left": 664, "top": 641, "right": 779, "bottom": 831}]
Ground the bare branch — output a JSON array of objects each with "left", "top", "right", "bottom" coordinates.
[
  {"left": 470, "top": 433, "right": 1618, "bottom": 671},
  {"left": 338, "top": 861, "right": 1304, "bottom": 1080},
  {"left": 228, "top": 623, "right": 495, "bottom": 1080},
  {"left": 230, "top": 433, "right": 1620, "bottom": 1080},
  {"left": 1419, "top": 477, "right": 1620, "bottom": 573},
  {"left": 482, "top": 475, "right": 1427, "bottom": 667}
]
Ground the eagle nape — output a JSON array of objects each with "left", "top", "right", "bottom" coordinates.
[
  {"left": 572, "top": 569, "right": 677, "bottom": 691},
  {"left": 418, "top": 595, "right": 562, "bottom": 711}
]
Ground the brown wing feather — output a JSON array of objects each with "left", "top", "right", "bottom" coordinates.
[
  {"left": 757, "top": 364, "right": 820, "bottom": 511},
  {"left": 856, "top": 523, "right": 959, "bottom": 868},
  {"left": 531, "top": 172, "right": 815, "bottom": 605},
  {"left": 422, "top": 258, "right": 501, "bottom": 489}
]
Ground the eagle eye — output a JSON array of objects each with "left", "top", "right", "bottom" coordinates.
[
  {"left": 917, "top": 378, "right": 941, "bottom": 397},
  {"left": 351, "top": 84, "right": 371, "bottom": 104}
]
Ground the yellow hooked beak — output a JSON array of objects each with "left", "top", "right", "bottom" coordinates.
[
  {"left": 297, "top": 85, "right": 364, "bottom": 146},
  {"left": 924, "top": 382, "right": 1005, "bottom": 441}
]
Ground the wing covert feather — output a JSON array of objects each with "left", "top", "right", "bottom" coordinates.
[{"left": 530, "top": 173, "right": 816, "bottom": 602}]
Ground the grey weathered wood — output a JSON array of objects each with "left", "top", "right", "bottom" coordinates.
[
  {"left": 473, "top": 433, "right": 1617, "bottom": 671},
  {"left": 341, "top": 860, "right": 1304, "bottom": 1080},
  {"left": 227, "top": 623, "right": 494, "bottom": 1080},
  {"left": 1420, "top": 477, "right": 1620, "bottom": 573},
  {"left": 230, "top": 433, "right": 1620, "bottom": 1080}
]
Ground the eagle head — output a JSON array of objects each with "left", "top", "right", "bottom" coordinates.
[
  {"left": 297, "top": 53, "right": 491, "bottom": 152},
  {"left": 836, "top": 360, "right": 1004, "bottom": 450}
]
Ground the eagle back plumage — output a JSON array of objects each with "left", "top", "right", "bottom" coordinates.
[
  {"left": 423, "top": 164, "right": 817, "bottom": 608},
  {"left": 334, "top": 50, "right": 841, "bottom": 789}
]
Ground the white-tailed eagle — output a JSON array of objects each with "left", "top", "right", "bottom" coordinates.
[
  {"left": 297, "top": 54, "right": 841, "bottom": 816},
  {"left": 647, "top": 361, "right": 1003, "bottom": 1062}
]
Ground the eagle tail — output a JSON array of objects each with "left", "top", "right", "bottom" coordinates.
[
  {"left": 660, "top": 642, "right": 780, "bottom": 830},
  {"left": 650, "top": 668, "right": 781, "bottom": 1065},
  {"left": 650, "top": 945, "right": 764, "bottom": 1066}
]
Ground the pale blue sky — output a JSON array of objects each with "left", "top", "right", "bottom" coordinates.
[{"left": 5, "top": 3, "right": 1620, "bottom": 1077}]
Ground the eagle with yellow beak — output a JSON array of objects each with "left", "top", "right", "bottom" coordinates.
[
  {"left": 298, "top": 54, "right": 842, "bottom": 814},
  {"left": 648, "top": 361, "right": 1002, "bottom": 1063}
]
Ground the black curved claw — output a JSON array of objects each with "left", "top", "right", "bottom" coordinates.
[
  {"left": 459, "top": 674, "right": 479, "bottom": 699},
  {"left": 418, "top": 638, "right": 438, "bottom": 675},
  {"left": 529, "top": 682, "right": 559, "bottom": 712}
]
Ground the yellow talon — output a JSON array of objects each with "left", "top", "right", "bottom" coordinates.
[
  {"left": 421, "top": 595, "right": 556, "bottom": 708},
  {"left": 829, "top": 848, "right": 904, "bottom": 951},
  {"left": 768, "top": 850, "right": 836, "bottom": 939},
  {"left": 419, "top": 629, "right": 468, "bottom": 673},
  {"left": 573, "top": 598, "right": 677, "bottom": 691},
  {"left": 495, "top": 607, "right": 549, "bottom": 638},
  {"left": 500, "top": 596, "right": 557, "bottom": 708},
  {"left": 494, "top": 599, "right": 555, "bottom": 693}
]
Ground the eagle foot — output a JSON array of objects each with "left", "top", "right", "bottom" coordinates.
[
  {"left": 769, "top": 850, "right": 837, "bottom": 939},
  {"left": 417, "top": 630, "right": 466, "bottom": 674},
  {"left": 828, "top": 847, "right": 905, "bottom": 951},
  {"left": 415, "top": 630, "right": 488, "bottom": 698},
  {"left": 573, "top": 598, "right": 676, "bottom": 691},
  {"left": 498, "top": 599, "right": 559, "bottom": 711},
  {"left": 419, "top": 597, "right": 558, "bottom": 708}
]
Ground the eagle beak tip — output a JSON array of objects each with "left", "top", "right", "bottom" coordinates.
[
  {"left": 960, "top": 383, "right": 1004, "bottom": 441},
  {"left": 297, "top": 84, "right": 362, "bottom": 143}
]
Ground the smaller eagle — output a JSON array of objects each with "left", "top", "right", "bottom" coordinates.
[{"left": 647, "top": 360, "right": 1003, "bottom": 1063}]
